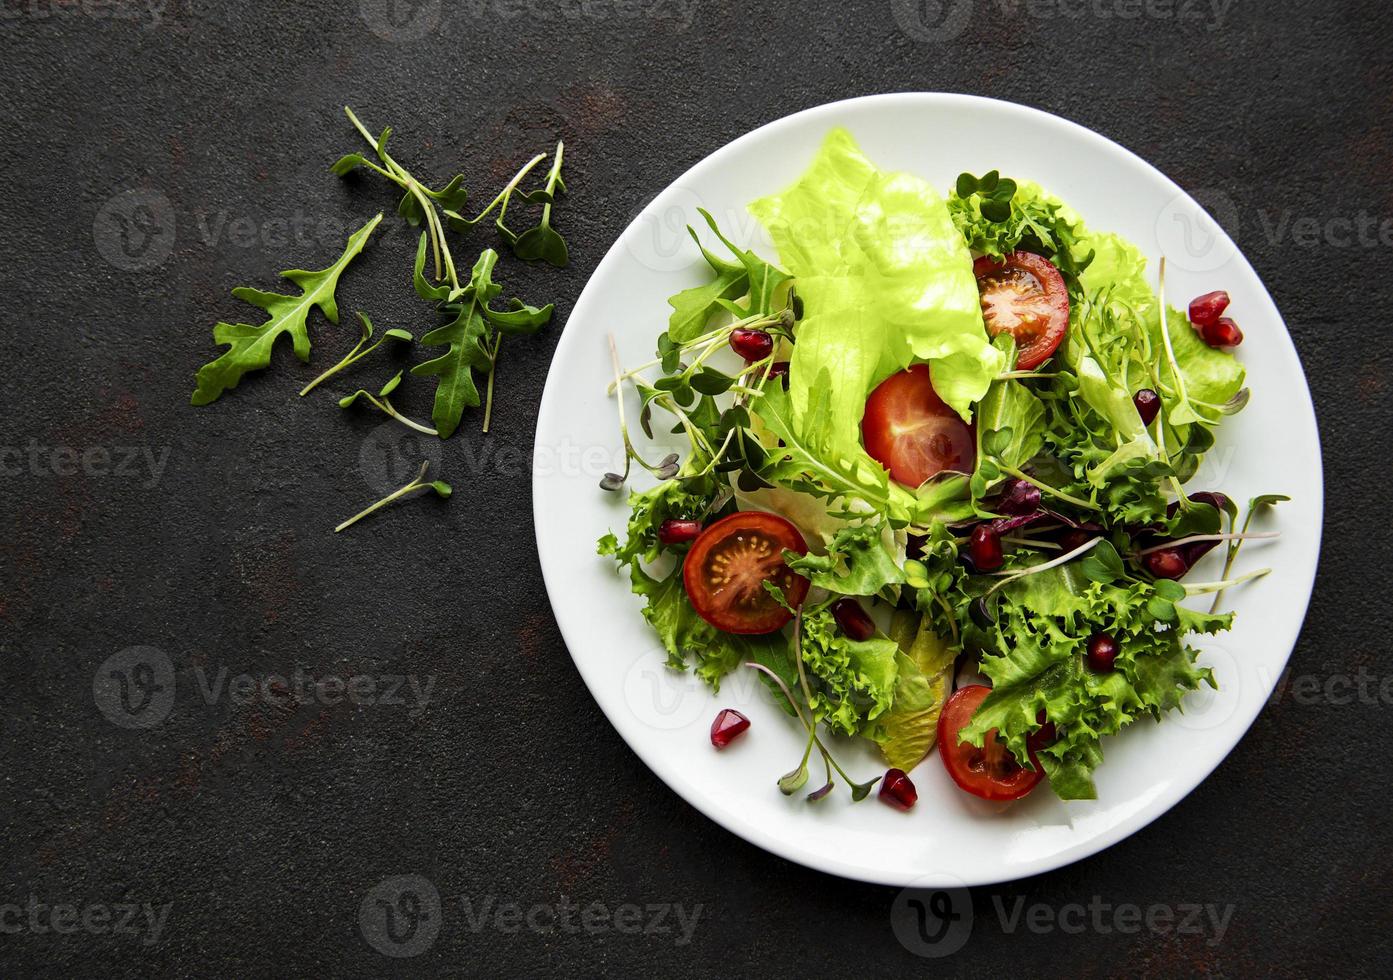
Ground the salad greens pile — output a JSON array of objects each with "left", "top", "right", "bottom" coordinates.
[{"left": 600, "top": 129, "right": 1280, "bottom": 802}]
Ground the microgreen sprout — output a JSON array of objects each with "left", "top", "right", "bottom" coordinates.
[
  {"left": 601, "top": 334, "right": 677, "bottom": 491},
  {"left": 339, "top": 371, "right": 438, "bottom": 436},
  {"left": 300, "top": 312, "right": 413, "bottom": 396},
  {"left": 335, "top": 461, "right": 452, "bottom": 533},
  {"left": 337, "top": 107, "right": 467, "bottom": 296}
]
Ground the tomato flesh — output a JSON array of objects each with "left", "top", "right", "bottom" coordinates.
[
  {"left": 683, "top": 511, "right": 810, "bottom": 635},
  {"left": 861, "top": 364, "right": 975, "bottom": 488},
  {"left": 937, "top": 685, "right": 1044, "bottom": 801},
  {"left": 973, "top": 251, "right": 1069, "bottom": 370}
]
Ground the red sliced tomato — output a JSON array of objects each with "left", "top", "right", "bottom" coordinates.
[
  {"left": 973, "top": 250, "right": 1069, "bottom": 370},
  {"left": 683, "top": 511, "right": 810, "bottom": 635},
  {"left": 861, "top": 364, "right": 975, "bottom": 489},
  {"left": 937, "top": 685, "right": 1043, "bottom": 801}
]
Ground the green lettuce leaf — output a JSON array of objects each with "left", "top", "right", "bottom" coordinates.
[
  {"left": 783, "top": 520, "right": 905, "bottom": 597},
  {"left": 865, "top": 614, "right": 956, "bottom": 770},
  {"left": 798, "top": 605, "right": 900, "bottom": 737},
  {"left": 599, "top": 482, "right": 790, "bottom": 691},
  {"left": 957, "top": 563, "right": 1230, "bottom": 800},
  {"left": 747, "top": 129, "right": 1001, "bottom": 513}
]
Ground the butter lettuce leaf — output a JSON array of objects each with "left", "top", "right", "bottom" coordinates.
[{"left": 747, "top": 129, "right": 1001, "bottom": 516}]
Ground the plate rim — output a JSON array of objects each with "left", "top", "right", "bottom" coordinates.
[{"left": 533, "top": 91, "right": 1325, "bottom": 887}]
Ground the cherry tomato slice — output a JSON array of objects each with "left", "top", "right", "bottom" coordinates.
[
  {"left": 683, "top": 511, "right": 810, "bottom": 635},
  {"left": 861, "top": 364, "right": 975, "bottom": 489},
  {"left": 973, "top": 251, "right": 1070, "bottom": 370},
  {"left": 937, "top": 685, "right": 1044, "bottom": 801}
]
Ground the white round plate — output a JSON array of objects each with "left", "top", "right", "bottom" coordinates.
[{"left": 533, "top": 94, "right": 1322, "bottom": 887}]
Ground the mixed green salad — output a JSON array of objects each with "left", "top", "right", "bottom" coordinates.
[{"left": 599, "top": 130, "right": 1282, "bottom": 806}]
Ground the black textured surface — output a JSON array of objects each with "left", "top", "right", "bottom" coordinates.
[{"left": 1, "top": 1, "right": 1389, "bottom": 976}]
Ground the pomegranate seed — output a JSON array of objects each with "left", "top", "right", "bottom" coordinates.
[
  {"left": 1086, "top": 633, "right": 1118, "bottom": 672},
  {"left": 1134, "top": 388, "right": 1160, "bottom": 426},
  {"left": 1059, "top": 528, "right": 1098, "bottom": 552},
  {"left": 766, "top": 360, "right": 791, "bottom": 388},
  {"left": 709, "top": 709, "right": 750, "bottom": 749},
  {"left": 1188, "top": 290, "right": 1230, "bottom": 327},
  {"left": 1200, "top": 317, "right": 1244, "bottom": 348},
  {"left": 879, "top": 768, "right": 917, "bottom": 810},
  {"left": 831, "top": 598, "right": 876, "bottom": 642},
  {"left": 730, "top": 328, "right": 774, "bottom": 362},
  {"left": 658, "top": 519, "right": 702, "bottom": 546},
  {"left": 967, "top": 524, "right": 1004, "bottom": 572},
  {"left": 1144, "top": 548, "right": 1188, "bottom": 580},
  {"left": 1028, "top": 710, "right": 1057, "bottom": 751},
  {"left": 997, "top": 478, "right": 1041, "bottom": 515}
]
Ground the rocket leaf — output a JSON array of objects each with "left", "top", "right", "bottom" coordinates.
[
  {"left": 409, "top": 235, "right": 554, "bottom": 436},
  {"left": 191, "top": 213, "right": 382, "bottom": 405}
]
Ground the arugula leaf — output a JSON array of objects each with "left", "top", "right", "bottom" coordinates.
[
  {"left": 410, "top": 235, "right": 554, "bottom": 436},
  {"left": 693, "top": 208, "right": 791, "bottom": 318},
  {"left": 666, "top": 230, "right": 751, "bottom": 343},
  {"left": 337, "top": 107, "right": 467, "bottom": 293},
  {"left": 784, "top": 521, "right": 905, "bottom": 597},
  {"left": 191, "top": 213, "right": 382, "bottom": 406}
]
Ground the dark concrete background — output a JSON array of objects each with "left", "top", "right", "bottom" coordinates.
[{"left": 1, "top": 0, "right": 1389, "bottom": 976}]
